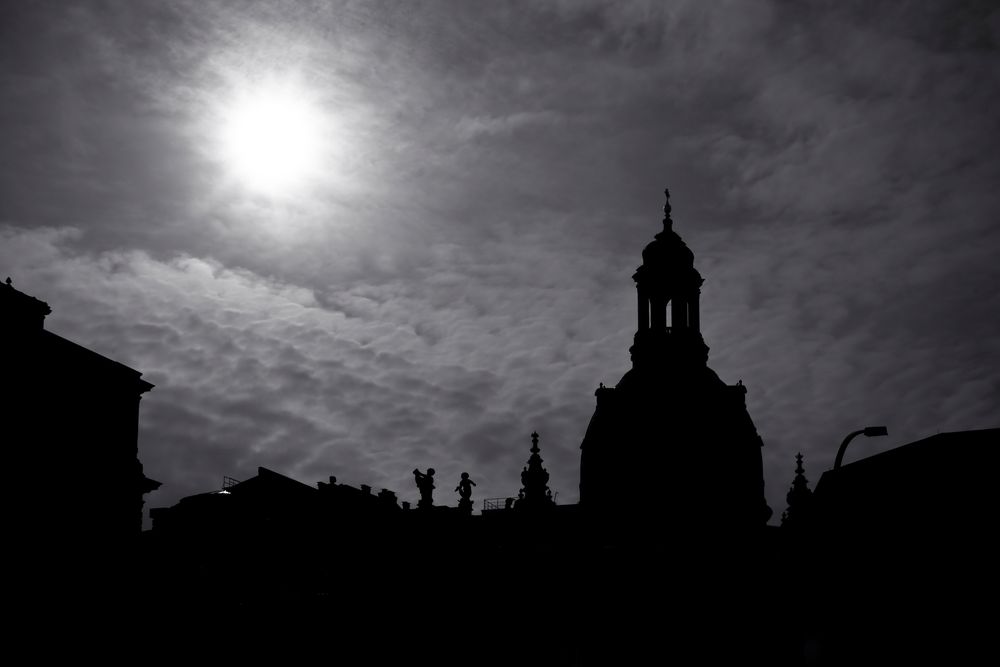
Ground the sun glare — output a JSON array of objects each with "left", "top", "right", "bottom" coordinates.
[{"left": 220, "top": 81, "right": 327, "bottom": 196}]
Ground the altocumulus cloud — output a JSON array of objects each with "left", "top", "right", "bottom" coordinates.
[
  {"left": 2, "top": 0, "right": 1000, "bottom": 522},
  {"left": 0, "top": 225, "right": 629, "bottom": 516}
]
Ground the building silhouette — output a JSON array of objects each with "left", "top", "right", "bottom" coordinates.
[
  {"left": 2, "top": 277, "right": 161, "bottom": 622},
  {"left": 791, "top": 428, "right": 1000, "bottom": 665},
  {"left": 9, "top": 190, "right": 996, "bottom": 664},
  {"left": 579, "top": 189, "right": 771, "bottom": 531},
  {"left": 1, "top": 278, "right": 160, "bottom": 540},
  {"left": 139, "top": 193, "right": 790, "bottom": 663},
  {"left": 809, "top": 427, "right": 999, "bottom": 541}
]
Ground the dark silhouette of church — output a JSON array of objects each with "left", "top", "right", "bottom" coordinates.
[{"left": 580, "top": 189, "right": 771, "bottom": 532}]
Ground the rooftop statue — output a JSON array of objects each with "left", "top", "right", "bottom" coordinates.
[
  {"left": 455, "top": 472, "right": 476, "bottom": 514},
  {"left": 413, "top": 467, "right": 435, "bottom": 509}
]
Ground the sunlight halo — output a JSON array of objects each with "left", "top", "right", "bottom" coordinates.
[{"left": 218, "top": 79, "right": 329, "bottom": 197}]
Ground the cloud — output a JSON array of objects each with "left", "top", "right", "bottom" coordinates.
[
  {"left": 455, "top": 110, "right": 564, "bottom": 140},
  {"left": 2, "top": 0, "right": 999, "bottom": 527},
  {"left": 1, "top": 225, "right": 620, "bottom": 520}
]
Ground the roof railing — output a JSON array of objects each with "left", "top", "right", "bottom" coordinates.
[{"left": 482, "top": 497, "right": 513, "bottom": 511}]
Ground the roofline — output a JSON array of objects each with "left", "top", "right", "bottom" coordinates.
[
  {"left": 832, "top": 427, "right": 1000, "bottom": 473},
  {"left": 40, "top": 329, "right": 154, "bottom": 392}
]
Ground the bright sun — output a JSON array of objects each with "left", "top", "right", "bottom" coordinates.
[{"left": 220, "top": 81, "right": 326, "bottom": 196}]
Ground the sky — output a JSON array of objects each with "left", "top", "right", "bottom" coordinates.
[{"left": 2, "top": 0, "right": 999, "bottom": 525}]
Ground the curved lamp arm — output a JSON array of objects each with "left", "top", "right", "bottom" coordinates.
[{"left": 834, "top": 426, "right": 888, "bottom": 470}]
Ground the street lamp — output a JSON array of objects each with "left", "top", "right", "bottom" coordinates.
[{"left": 833, "top": 426, "right": 888, "bottom": 470}]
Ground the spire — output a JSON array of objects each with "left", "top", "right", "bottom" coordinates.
[
  {"left": 781, "top": 452, "right": 813, "bottom": 530},
  {"left": 515, "top": 431, "right": 555, "bottom": 511},
  {"left": 662, "top": 187, "right": 672, "bottom": 232},
  {"left": 629, "top": 187, "right": 708, "bottom": 368}
]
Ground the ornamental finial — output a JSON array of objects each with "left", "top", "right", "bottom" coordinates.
[{"left": 662, "top": 187, "right": 672, "bottom": 230}]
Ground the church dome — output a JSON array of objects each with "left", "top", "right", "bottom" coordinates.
[
  {"left": 641, "top": 229, "right": 694, "bottom": 269},
  {"left": 640, "top": 188, "right": 694, "bottom": 271}
]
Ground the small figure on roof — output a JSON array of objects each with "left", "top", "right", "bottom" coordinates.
[
  {"left": 455, "top": 472, "right": 477, "bottom": 514},
  {"left": 413, "top": 467, "right": 435, "bottom": 509},
  {"left": 455, "top": 472, "right": 476, "bottom": 501}
]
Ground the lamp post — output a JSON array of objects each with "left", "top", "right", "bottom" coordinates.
[{"left": 833, "top": 426, "right": 888, "bottom": 470}]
